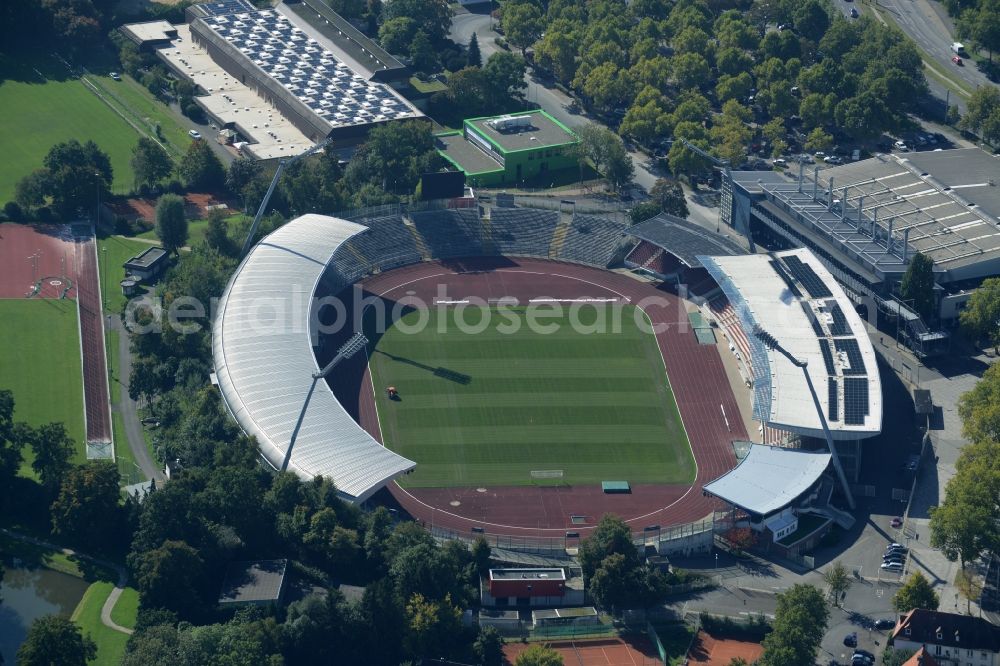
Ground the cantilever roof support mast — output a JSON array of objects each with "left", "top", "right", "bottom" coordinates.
[
  {"left": 239, "top": 137, "right": 336, "bottom": 259},
  {"left": 677, "top": 139, "right": 754, "bottom": 253},
  {"left": 280, "top": 332, "right": 368, "bottom": 474},
  {"left": 752, "top": 325, "right": 856, "bottom": 510}
]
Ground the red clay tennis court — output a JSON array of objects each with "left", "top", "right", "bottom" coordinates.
[
  {"left": 504, "top": 637, "right": 662, "bottom": 666},
  {"left": 685, "top": 630, "right": 764, "bottom": 665}
]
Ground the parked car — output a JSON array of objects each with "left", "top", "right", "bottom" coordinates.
[
  {"left": 893, "top": 140, "right": 909, "bottom": 152},
  {"left": 881, "top": 561, "right": 904, "bottom": 571},
  {"left": 824, "top": 155, "right": 844, "bottom": 164},
  {"left": 874, "top": 618, "right": 896, "bottom": 630},
  {"left": 850, "top": 7, "right": 859, "bottom": 17},
  {"left": 952, "top": 55, "right": 964, "bottom": 66},
  {"left": 891, "top": 516, "right": 903, "bottom": 528},
  {"left": 774, "top": 158, "right": 788, "bottom": 166},
  {"left": 843, "top": 632, "right": 858, "bottom": 647},
  {"left": 188, "top": 129, "right": 202, "bottom": 139},
  {"left": 109, "top": 72, "right": 121, "bottom": 81}
]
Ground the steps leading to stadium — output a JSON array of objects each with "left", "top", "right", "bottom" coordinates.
[
  {"left": 401, "top": 214, "right": 433, "bottom": 261},
  {"left": 548, "top": 212, "right": 573, "bottom": 258},
  {"left": 480, "top": 215, "right": 498, "bottom": 254},
  {"left": 345, "top": 242, "right": 368, "bottom": 266}
]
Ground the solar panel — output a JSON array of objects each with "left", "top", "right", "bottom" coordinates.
[
  {"left": 834, "top": 338, "right": 865, "bottom": 375},
  {"left": 843, "top": 377, "right": 869, "bottom": 425},
  {"left": 820, "top": 340, "right": 835, "bottom": 375},
  {"left": 769, "top": 259, "right": 802, "bottom": 298},
  {"left": 828, "top": 378, "right": 839, "bottom": 422},
  {"left": 829, "top": 304, "right": 851, "bottom": 336},
  {"left": 782, "top": 255, "right": 833, "bottom": 299}
]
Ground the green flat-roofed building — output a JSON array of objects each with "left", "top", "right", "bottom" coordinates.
[
  {"left": 601, "top": 480, "right": 631, "bottom": 493},
  {"left": 435, "top": 109, "right": 578, "bottom": 187}
]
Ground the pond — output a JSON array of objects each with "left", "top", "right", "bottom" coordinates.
[{"left": 0, "top": 563, "right": 90, "bottom": 664}]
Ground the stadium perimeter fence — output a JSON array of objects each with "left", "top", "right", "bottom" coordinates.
[{"left": 427, "top": 515, "right": 718, "bottom": 556}]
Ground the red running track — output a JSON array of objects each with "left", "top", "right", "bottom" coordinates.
[
  {"left": 354, "top": 258, "right": 744, "bottom": 539},
  {"left": 0, "top": 223, "right": 111, "bottom": 445}
]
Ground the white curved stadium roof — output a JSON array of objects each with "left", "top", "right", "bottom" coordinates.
[
  {"left": 700, "top": 248, "right": 882, "bottom": 439},
  {"left": 212, "top": 214, "right": 415, "bottom": 501},
  {"left": 703, "top": 444, "right": 831, "bottom": 516}
]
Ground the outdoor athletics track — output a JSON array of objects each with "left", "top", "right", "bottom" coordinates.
[
  {"left": 0, "top": 222, "right": 111, "bottom": 447},
  {"left": 348, "top": 257, "right": 744, "bottom": 538}
]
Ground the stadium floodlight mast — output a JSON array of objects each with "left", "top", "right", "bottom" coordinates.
[
  {"left": 239, "top": 136, "right": 336, "bottom": 259},
  {"left": 751, "top": 324, "right": 856, "bottom": 510},
  {"left": 280, "top": 332, "right": 369, "bottom": 473}
]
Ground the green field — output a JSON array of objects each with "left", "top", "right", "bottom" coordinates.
[
  {"left": 368, "top": 305, "right": 694, "bottom": 487},
  {"left": 0, "top": 299, "right": 86, "bottom": 472},
  {"left": 0, "top": 55, "right": 142, "bottom": 203}
]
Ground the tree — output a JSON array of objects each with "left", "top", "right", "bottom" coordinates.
[
  {"left": 502, "top": 1, "right": 543, "bottom": 54},
  {"left": 0, "top": 390, "right": 24, "bottom": 510},
  {"left": 51, "top": 461, "right": 126, "bottom": 551},
  {"left": 378, "top": 16, "right": 419, "bottom": 54},
  {"left": 474, "top": 625, "right": 504, "bottom": 666},
  {"left": 155, "top": 194, "right": 188, "bottom": 254},
  {"left": 961, "top": 278, "right": 1000, "bottom": 350},
  {"left": 804, "top": 127, "right": 834, "bottom": 153},
  {"left": 590, "top": 552, "right": 640, "bottom": 610},
  {"left": 133, "top": 539, "right": 207, "bottom": 619},
  {"left": 382, "top": 0, "right": 451, "bottom": 44},
  {"left": 467, "top": 33, "right": 482, "bottom": 67},
  {"left": 959, "top": 86, "right": 1000, "bottom": 143},
  {"left": 822, "top": 561, "right": 852, "bottom": 607},
  {"left": 892, "top": 571, "right": 939, "bottom": 613},
  {"left": 958, "top": 0, "right": 1000, "bottom": 62},
  {"left": 23, "top": 422, "right": 74, "bottom": 494},
  {"left": 578, "top": 514, "right": 639, "bottom": 580},
  {"left": 728, "top": 659, "right": 750, "bottom": 666},
  {"left": 483, "top": 52, "right": 528, "bottom": 105},
  {"left": 900, "top": 252, "right": 935, "bottom": 321},
  {"left": 650, "top": 178, "right": 689, "bottom": 218},
  {"left": 515, "top": 643, "right": 564, "bottom": 666},
  {"left": 177, "top": 139, "right": 224, "bottom": 190},
  {"left": 535, "top": 28, "right": 578, "bottom": 82},
  {"left": 760, "top": 584, "right": 829, "bottom": 666},
  {"left": 882, "top": 648, "right": 917, "bottom": 666},
  {"left": 27, "top": 139, "right": 112, "bottom": 219},
  {"left": 955, "top": 568, "right": 983, "bottom": 614},
  {"left": 409, "top": 30, "right": 438, "bottom": 73},
  {"left": 131, "top": 137, "right": 173, "bottom": 191},
  {"left": 16, "top": 615, "right": 96, "bottom": 666},
  {"left": 404, "top": 592, "right": 463, "bottom": 658},
  {"left": 929, "top": 439, "right": 999, "bottom": 566},
  {"left": 671, "top": 52, "right": 710, "bottom": 90},
  {"left": 203, "top": 208, "right": 235, "bottom": 256},
  {"left": 15, "top": 169, "right": 50, "bottom": 212},
  {"left": 793, "top": 0, "right": 831, "bottom": 42},
  {"left": 571, "top": 126, "right": 634, "bottom": 192}
]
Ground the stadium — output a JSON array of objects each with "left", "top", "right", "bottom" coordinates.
[{"left": 212, "top": 204, "right": 882, "bottom": 554}]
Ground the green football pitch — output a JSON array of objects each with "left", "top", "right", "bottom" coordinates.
[
  {"left": 0, "top": 299, "right": 86, "bottom": 474},
  {"left": 0, "top": 55, "right": 140, "bottom": 202},
  {"left": 367, "top": 305, "right": 695, "bottom": 488}
]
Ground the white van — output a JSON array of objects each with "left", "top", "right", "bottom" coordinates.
[{"left": 952, "top": 42, "right": 966, "bottom": 55}]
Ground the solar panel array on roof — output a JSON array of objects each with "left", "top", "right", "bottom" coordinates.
[
  {"left": 844, "top": 377, "right": 869, "bottom": 425},
  {"left": 800, "top": 301, "right": 824, "bottom": 338},
  {"left": 769, "top": 259, "right": 802, "bottom": 298},
  {"left": 782, "top": 255, "right": 833, "bottom": 298},
  {"left": 828, "top": 304, "right": 850, "bottom": 337},
  {"left": 197, "top": 0, "right": 256, "bottom": 16},
  {"left": 828, "top": 378, "right": 839, "bottom": 422},
  {"left": 834, "top": 338, "right": 865, "bottom": 375},
  {"left": 820, "top": 340, "right": 835, "bottom": 375},
  {"left": 202, "top": 9, "right": 416, "bottom": 129}
]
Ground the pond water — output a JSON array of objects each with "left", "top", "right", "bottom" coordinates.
[{"left": 0, "top": 564, "right": 90, "bottom": 664}]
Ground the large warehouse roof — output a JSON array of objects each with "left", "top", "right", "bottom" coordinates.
[
  {"left": 700, "top": 248, "right": 882, "bottom": 439},
  {"left": 703, "top": 444, "right": 831, "bottom": 516},
  {"left": 212, "top": 214, "right": 415, "bottom": 501}
]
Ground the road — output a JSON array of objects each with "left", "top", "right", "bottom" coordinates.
[{"left": 449, "top": 9, "right": 661, "bottom": 193}]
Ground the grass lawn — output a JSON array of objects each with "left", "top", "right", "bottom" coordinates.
[
  {"left": 136, "top": 212, "right": 246, "bottom": 248},
  {"left": 109, "top": 586, "right": 139, "bottom": 631},
  {"left": 71, "top": 581, "right": 131, "bottom": 666},
  {"left": 0, "top": 54, "right": 141, "bottom": 203},
  {"left": 0, "top": 299, "right": 86, "bottom": 473},
  {"left": 368, "top": 305, "right": 694, "bottom": 488},
  {"left": 96, "top": 235, "right": 155, "bottom": 313}
]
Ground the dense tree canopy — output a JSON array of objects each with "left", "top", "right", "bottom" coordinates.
[
  {"left": 155, "top": 194, "right": 188, "bottom": 254},
  {"left": 959, "top": 277, "right": 1000, "bottom": 349},
  {"left": 760, "top": 584, "right": 829, "bottom": 666},
  {"left": 131, "top": 137, "right": 173, "bottom": 191},
  {"left": 177, "top": 140, "right": 225, "bottom": 191},
  {"left": 17, "top": 615, "right": 97, "bottom": 666},
  {"left": 893, "top": 571, "right": 940, "bottom": 613}
]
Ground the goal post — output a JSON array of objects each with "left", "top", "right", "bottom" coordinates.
[{"left": 530, "top": 469, "right": 566, "bottom": 486}]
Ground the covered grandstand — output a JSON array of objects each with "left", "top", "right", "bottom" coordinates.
[
  {"left": 212, "top": 214, "right": 416, "bottom": 502},
  {"left": 699, "top": 248, "right": 882, "bottom": 484}
]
